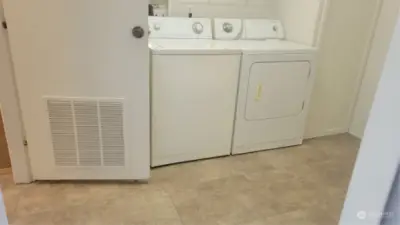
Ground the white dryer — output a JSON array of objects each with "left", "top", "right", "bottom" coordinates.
[
  {"left": 213, "top": 18, "right": 317, "bottom": 155},
  {"left": 149, "top": 17, "right": 241, "bottom": 166}
]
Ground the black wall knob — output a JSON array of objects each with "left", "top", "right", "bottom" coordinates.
[{"left": 132, "top": 26, "right": 145, "bottom": 39}]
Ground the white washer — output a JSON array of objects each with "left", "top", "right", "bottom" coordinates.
[
  {"left": 213, "top": 18, "right": 317, "bottom": 155},
  {"left": 149, "top": 17, "right": 241, "bottom": 166}
]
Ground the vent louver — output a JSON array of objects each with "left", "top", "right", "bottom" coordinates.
[{"left": 46, "top": 98, "right": 125, "bottom": 167}]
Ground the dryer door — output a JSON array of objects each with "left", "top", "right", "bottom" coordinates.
[{"left": 245, "top": 61, "right": 311, "bottom": 120}]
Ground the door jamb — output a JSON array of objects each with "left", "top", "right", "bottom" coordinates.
[{"left": 0, "top": 0, "right": 33, "bottom": 184}]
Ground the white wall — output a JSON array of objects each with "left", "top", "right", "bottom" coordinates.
[
  {"left": 168, "top": 0, "right": 280, "bottom": 18},
  {"left": 339, "top": 14, "right": 400, "bottom": 225},
  {"left": 279, "top": 0, "right": 324, "bottom": 46},
  {"left": 305, "top": 0, "right": 382, "bottom": 138},
  {"left": 350, "top": 0, "right": 400, "bottom": 138}
]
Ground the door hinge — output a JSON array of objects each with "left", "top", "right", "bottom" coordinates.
[
  {"left": 2, "top": 21, "right": 7, "bottom": 30},
  {"left": 302, "top": 101, "right": 305, "bottom": 111},
  {"left": 23, "top": 139, "right": 28, "bottom": 146}
]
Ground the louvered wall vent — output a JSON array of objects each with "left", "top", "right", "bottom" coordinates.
[{"left": 46, "top": 97, "right": 125, "bottom": 167}]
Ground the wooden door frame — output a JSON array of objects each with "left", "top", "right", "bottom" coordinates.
[
  {"left": 0, "top": 0, "right": 32, "bottom": 183},
  {"left": 346, "top": 0, "right": 386, "bottom": 135}
]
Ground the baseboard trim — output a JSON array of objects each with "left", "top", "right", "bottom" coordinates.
[
  {"left": 305, "top": 128, "right": 349, "bottom": 139},
  {"left": 348, "top": 131, "right": 363, "bottom": 139},
  {"left": 0, "top": 168, "right": 11, "bottom": 175}
]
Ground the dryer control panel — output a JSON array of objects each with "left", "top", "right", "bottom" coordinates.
[
  {"left": 241, "top": 19, "right": 285, "bottom": 40},
  {"left": 213, "top": 18, "right": 285, "bottom": 41}
]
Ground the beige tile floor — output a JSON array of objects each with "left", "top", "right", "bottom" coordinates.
[{"left": 0, "top": 134, "right": 360, "bottom": 225}]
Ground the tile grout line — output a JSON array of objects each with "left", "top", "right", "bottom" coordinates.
[{"left": 161, "top": 186, "right": 186, "bottom": 225}]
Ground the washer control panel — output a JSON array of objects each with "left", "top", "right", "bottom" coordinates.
[
  {"left": 153, "top": 23, "right": 161, "bottom": 31},
  {"left": 149, "top": 17, "right": 212, "bottom": 39},
  {"left": 223, "top": 22, "right": 234, "bottom": 33},
  {"left": 192, "top": 22, "right": 204, "bottom": 34},
  {"left": 213, "top": 19, "right": 242, "bottom": 40}
]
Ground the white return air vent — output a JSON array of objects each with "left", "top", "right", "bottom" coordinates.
[{"left": 46, "top": 97, "right": 125, "bottom": 167}]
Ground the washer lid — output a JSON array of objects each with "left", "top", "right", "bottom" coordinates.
[
  {"left": 149, "top": 39, "right": 242, "bottom": 55},
  {"left": 149, "top": 17, "right": 212, "bottom": 39}
]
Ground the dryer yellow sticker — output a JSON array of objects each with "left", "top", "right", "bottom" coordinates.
[{"left": 256, "top": 84, "right": 263, "bottom": 101}]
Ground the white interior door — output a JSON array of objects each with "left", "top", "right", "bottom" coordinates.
[{"left": 3, "top": 0, "right": 150, "bottom": 180}]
